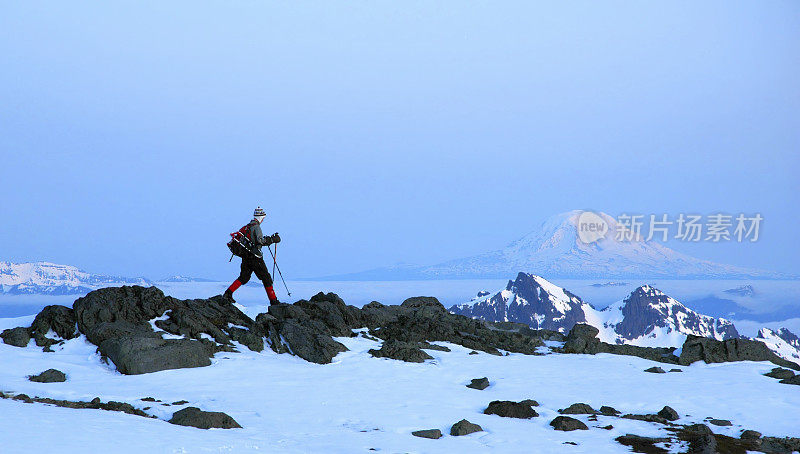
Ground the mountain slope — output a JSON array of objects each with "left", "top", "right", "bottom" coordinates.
[
  {"left": 0, "top": 261, "right": 151, "bottom": 295},
  {"left": 324, "top": 211, "right": 789, "bottom": 280},
  {"left": 756, "top": 328, "right": 800, "bottom": 363},
  {"left": 451, "top": 273, "right": 740, "bottom": 347}
]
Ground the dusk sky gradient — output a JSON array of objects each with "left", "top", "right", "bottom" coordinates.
[{"left": 1, "top": 1, "right": 798, "bottom": 280}]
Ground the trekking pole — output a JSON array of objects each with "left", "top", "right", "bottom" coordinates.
[
  {"left": 272, "top": 244, "right": 277, "bottom": 278},
  {"left": 265, "top": 243, "right": 291, "bottom": 296}
]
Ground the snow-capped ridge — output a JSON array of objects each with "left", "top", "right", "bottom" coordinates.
[{"left": 0, "top": 261, "right": 152, "bottom": 295}]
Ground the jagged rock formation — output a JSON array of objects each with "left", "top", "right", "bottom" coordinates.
[
  {"left": 451, "top": 274, "right": 740, "bottom": 347},
  {"left": 449, "top": 273, "right": 592, "bottom": 331}
]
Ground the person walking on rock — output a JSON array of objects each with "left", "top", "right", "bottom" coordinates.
[{"left": 224, "top": 207, "right": 281, "bottom": 305}]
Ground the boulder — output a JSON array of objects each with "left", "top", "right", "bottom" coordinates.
[
  {"left": 466, "top": 377, "right": 490, "bottom": 390},
  {"left": 450, "top": 419, "right": 483, "bottom": 436},
  {"left": 599, "top": 406, "right": 620, "bottom": 416},
  {"left": 99, "top": 336, "right": 213, "bottom": 375},
  {"left": 709, "top": 419, "right": 732, "bottom": 427},
  {"left": 30, "top": 305, "right": 78, "bottom": 340},
  {"left": 764, "top": 367, "right": 795, "bottom": 380},
  {"left": 484, "top": 400, "right": 539, "bottom": 419},
  {"left": 28, "top": 368, "right": 67, "bottom": 383},
  {"left": 679, "top": 335, "right": 800, "bottom": 370},
  {"left": 550, "top": 416, "right": 588, "bottom": 431},
  {"left": 369, "top": 339, "right": 433, "bottom": 363},
  {"left": 277, "top": 319, "right": 348, "bottom": 364},
  {"left": 411, "top": 429, "right": 442, "bottom": 439},
  {"left": 657, "top": 406, "right": 679, "bottom": 421},
  {"left": 1, "top": 327, "right": 31, "bottom": 347},
  {"left": 562, "top": 323, "right": 601, "bottom": 354},
  {"left": 740, "top": 430, "right": 762, "bottom": 440},
  {"left": 559, "top": 403, "right": 595, "bottom": 415},
  {"left": 168, "top": 407, "right": 241, "bottom": 429}
]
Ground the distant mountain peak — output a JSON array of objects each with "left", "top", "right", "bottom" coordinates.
[
  {"left": 323, "top": 210, "right": 791, "bottom": 280},
  {"left": 0, "top": 261, "right": 151, "bottom": 295}
]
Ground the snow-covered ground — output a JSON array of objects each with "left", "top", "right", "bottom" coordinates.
[{"left": 1, "top": 314, "right": 799, "bottom": 453}]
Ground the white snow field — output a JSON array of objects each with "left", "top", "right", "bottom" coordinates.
[{"left": 1, "top": 315, "right": 799, "bottom": 453}]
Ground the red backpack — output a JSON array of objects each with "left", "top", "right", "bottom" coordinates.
[{"left": 227, "top": 223, "right": 260, "bottom": 259}]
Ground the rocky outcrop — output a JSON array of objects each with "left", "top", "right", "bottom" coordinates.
[
  {"left": 369, "top": 339, "right": 433, "bottom": 363},
  {"left": 28, "top": 369, "right": 67, "bottom": 383},
  {"left": 559, "top": 403, "right": 595, "bottom": 415},
  {"left": 679, "top": 335, "right": 800, "bottom": 370},
  {"left": 99, "top": 336, "right": 214, "bottom": 375},
  {"left": 560, "top": 324, "right": 680, "bottom": 364},
  {"left": 168, "top": 407, "right": 241, "bottom": 429}
]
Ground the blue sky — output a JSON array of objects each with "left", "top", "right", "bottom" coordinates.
[{"left": 1, "top": 1, "right": 798, "bottom": 280}]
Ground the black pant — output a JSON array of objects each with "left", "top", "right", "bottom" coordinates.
[{"left": 238, "top": 255, "right": 273, "bottom": 287}]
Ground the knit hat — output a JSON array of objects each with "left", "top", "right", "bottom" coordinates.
[{"left": 254, "top": 206, "right": 266, "bottom": 220}]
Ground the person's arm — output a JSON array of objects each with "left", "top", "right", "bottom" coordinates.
[{"left": 253, "top": 223, "right": 273, "bottom": 246}]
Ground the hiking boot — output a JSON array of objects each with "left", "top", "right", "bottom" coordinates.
[{"left": 223, "top": 289, "right": 235, "bottom": 303}]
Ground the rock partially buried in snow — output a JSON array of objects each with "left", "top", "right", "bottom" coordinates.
[
  {"left": 450, "top": 419, "right": 483, "bottom": 436},
  {"left": 28, "top": 369, "right": 67, "bottom": 383},
  {"left": 0, "top": 327, "right": 31, "bottom": 347},
  {"left": 411, "top": 429, "right": 442, "bottom": 439},
  {"left": 708, "top": 419, "right": 732, "bottom": 427},
  {"left": 466, "top": 377, "right": 490, "bottom": 390},
  {"left": 644, "top": 366, "right": 666, "bottom": 374},
  {"left": 484, "top": 400, "right": 539, "bottom": 419},
  {"left": 559, "top": 403, "right": 595, "bottom": 415},
  {"left": 740, "top": 430, "right": 762, "bottom": 440},
  {"left": 99, "top": 337, "right": 213, "bottom": 375},
  {"left": 764, "top": 367, "right": 795, "bottom": 380},
  {"left": 168, "top": 407, "right": 242, "bottom": 429},
  {"left": 368, "top": 339, "right": 433, "bottom": 363},
  {"left": 599, "top": 406, "right": 620, "bottom": 416},
  {"left": 657, "top": 406, "right": 679, "bottom": 421},
  {"left": 779, "top": 375, "right": 800, "bottom": 385},
  {"left": 550, "top": 416, "right": 588, "bottom": 431}
]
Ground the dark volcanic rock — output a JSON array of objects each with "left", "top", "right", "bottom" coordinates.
[
  {"left": 466, "top": 377, "right": 490, "bottom": 390},
  {"left": 550, "top": 416, "right": 588, "bottom": 431},
  {"left": 599, "top": 406, "right": 620, "bottom": 416},
  {"left": 764, "top": 367, "right": 795, "bottom": 380},
  {"left": 559, "top": 403, "right": 595, "bottom": 415},
  {"left": 168, "top": 407, "right": 241, "bottom": 429},
  {"left": 679, "top": 335, "right": 800, "bottom": 370},
  {"left": 272, "top": 319, "right": 348, "bottom": 364},
  {"left": 645, "top": 366, "right": 667, "bottom": 374},
  {"left": 657, "top": 406, "right": 679, "bottom": 421},
  {"left": 30, "top": 305, "right": 78, "bottom": 340},
  {"left": 779, "top": 375, "right": 800, "bottom": 385},
  {"left": 740, "top": 430, "right": 761, "bottom": 440},
  {"left": 369, "top": 339, "right": 433, "bottom": 363},
  {"left": 450, "top": 419, "right": 483, "bottom": 436},
  {"left": 28, "top": 368, "right": 67, "bottom": 383},
  {"left": 484, "top": 400, "right": 539, "bottom": 419},
  {"left": 1, "top": 327, "right": 31, "bottom": 347},
  {"left": 709, "top": 419, "right": 732, "bottom": 427},
  {"left": 560, "top": 324, "right": 680, "bottom": 365},
  {"left": 411, "top": 429, "right": 442, "bottom": 439},
  {"left": 615, "top": 434, "right": 671, "bottom": 454},
  {"left": 99, "top": 336, "right": 213, "bottom": 375}
]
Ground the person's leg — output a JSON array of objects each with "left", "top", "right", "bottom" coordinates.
[
  {"left": 252, "top": 257, "right": 278, "bottom": 304},
  {"left": 224, "top": 259, "right": 254, "bottom": 301}
]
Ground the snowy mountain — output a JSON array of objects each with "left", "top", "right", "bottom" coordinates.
[
  {"left": 325, "top": 210, "right": 790, "bottom": 280},
  {"left": 756, "top": 328, "right": 800, "bottom": 363},
  {"left": 450, "top": 273, "right": 740, "bottom": 347},
  {"left": 0, "top": 262, "right": 151, "bottom": 295},
  {"left": 449, "top": 273, "right": 595, "bottom": 332}
]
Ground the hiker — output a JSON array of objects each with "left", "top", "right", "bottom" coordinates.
[{"left": 224, "top": 207, "right": 281, "bottom": 305}]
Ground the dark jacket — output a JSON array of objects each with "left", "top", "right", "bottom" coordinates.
[{"left": 246, "top": 220, "right": 271, "bottom": 256}]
